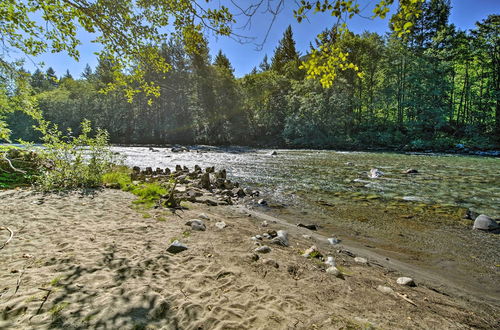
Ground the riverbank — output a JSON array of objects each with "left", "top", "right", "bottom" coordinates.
[{"left": 1, "top": 187, "right": 499, "bottom": 329}]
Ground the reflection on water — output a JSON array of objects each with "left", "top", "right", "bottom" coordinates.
[{"left": 112, "top": 146, "right": 500, "bottom": 218}]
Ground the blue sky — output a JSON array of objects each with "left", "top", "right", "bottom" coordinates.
[{"left": 18, "top": 0, "right": 499, "bottom": 78}]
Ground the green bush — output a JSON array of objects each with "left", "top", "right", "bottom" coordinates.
[{"left": 32, "top": 119, "right": 116, "bottom": 191}]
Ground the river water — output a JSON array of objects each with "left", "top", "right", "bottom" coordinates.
[{"left": 112, "top": 146, "right": 500, "bottom": 218}]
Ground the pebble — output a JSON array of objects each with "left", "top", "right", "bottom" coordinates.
[
  {"left": 263, "top": 258, "right": 279, "bottom": 268},
  {"left": 247, "top": 253, "right": 259, "bottom": 262},
  {"left": 396, "top": 277, "right": 416, "bottom": 287},
  {"left": 328, "top": 237, "right": 340, "bottom": 245},
  {"left": 377, "top": 285, "right": 394, "bottom": 294},
  {"left": 251, "top": 235, "right": 263, "bottom": 241},
  {"left": 325, "top": 256, "right": 336, "bottom": 267},
  {"left": 271, "top": 230, "right": 289, "bottom": 247},
  {"left": 261, "top": 221, "right": 268, "bottom": 227},
  {"left": 473, "top": 214, "right": 500, "bottom": 231},
  {"left": 326, "top": 266, "right": 343, "bottom": 278},
  {"left": 354, "top": 257, "right": 368, "bottom": 264},
  {"left": 215, "top": 221, "right": 227, "bottom": 229},
  {"left": 302, "top": 234, "right": 311, "bottom": 239},
  {"left": 257, "top": 199, "right": 268, "bottom": 206},
  {"left": 185, "top": 219, "right": 206, "bottom": 231},
  {"left": 167, "top": 240, "right": 188, "bottom": 254},
  {"left": 255, "top": 245, "right": 272, "bottom": 254}
]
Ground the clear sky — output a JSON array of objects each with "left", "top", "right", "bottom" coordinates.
[{"left": 18, "top": 0, "right": 499, "bottom": 78}]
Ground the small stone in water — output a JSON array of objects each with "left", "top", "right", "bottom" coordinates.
[
  {"left": 258, "top": 199, "right": 268, "bottom": 206},
  {"left": 396, "top": 277, "right": 415, "bottom": 287},
  {"left": 473, "top": 214, "right": 500, "bottom": 231}
]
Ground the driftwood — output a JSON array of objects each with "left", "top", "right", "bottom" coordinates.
[
  {"left": 1, "top": 153, "right": 27, "bottom": 174},
  {"left": 396, "top": 292, "right": 418, "bottom": 307},
  {"left": 0, "top": 226, "right": 14, "bottom": 250}
]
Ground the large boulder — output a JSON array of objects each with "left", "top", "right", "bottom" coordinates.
[{"left": 473, "top": 214, "right": 500, "bottom": 231}]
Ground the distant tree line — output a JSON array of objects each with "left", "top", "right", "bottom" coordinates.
[{"left": 7, "top": 1, "right": 499, "bottom": 150}]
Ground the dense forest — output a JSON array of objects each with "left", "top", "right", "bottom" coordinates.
[{"left": 6, "top": 1, "right": 499, "bottom": 150}]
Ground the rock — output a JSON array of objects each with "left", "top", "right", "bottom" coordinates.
[
  {"left": 327, "top": 237, "right": 341, "bottom": 245},
  {"left": 156, "top": 167, "right": 164, "bottom": 175},
  {"left": 255, "top": 246, "right": 272, "bottom": 254},
  {"left": 463, "top": 209, "right": 480, "bottom": 220},
  {"left": 198, "top": 213, "right": 210, "bottom": 220},
  {"left": 260, "top": 221, "right": 268, "bottom": 227},
  {"left": 302, "top": 235, "right": 311, "bottom": 239},
  {"left": 302, "top": 245, "right": 322, "bottom": 258},
  {"left": 377, "top": 285, "right": 394, "bottom": 294},
  {"left": 145, "top": 167, "right": 153, "bottom": 175},
  {"left": 223, "top": 180, "right": 234, "bottom": 190},
  {"left": 263, "top": 258, "right": 279, "bottom": 268},
  {"left": 354, "top": 257, "right": 368, "bottom": 264},
  {"left": 149, "top": 147, "right": 159, "bottom": 152},
  {"left": 164, "top": 168, "right": 171, "bottom": 175},
  {"left": 266, "top": 230, "right": 278, "bottom": 238},
  {"left": 183, "top": 166, "right": 189, "bottom": 172},
  {"left": 396, "top": 277, "right": 416, "bottom": 287},
  {"left": 473, "top": 214, "right": 500, "bottom": 231},
  {"left": 271, "top": 230, "right": 289, "bottom": 247},
  {"left": 297, "top": 223, "right": 319, "bottom": 231},
  {"left": 232, "top": 188, "right": 246, "bottom": 198},
  {"left": 175, "top": 165, "right": 182, "bottom": 172},
  {"left": 345, "top": 162, "right": 354, "bottom": 166},
  {"left": 257, "top": 199, "right": 268, "bottom": 206},
  {"left": 404, "top": 169, "right": 418, "bottom": 174},
  {"left": 251, "top": 235, "right": 263, "bottom": 241},
  {"left": 132, "top": 166, "right": 141, "bottom": 173},
  {"left": 167, "top": 240, "right": 188, "bottom": 254},
  {"left": 269, "top": 151, "right": 278, "bottom": 156},
  {"left": 199, "top": 172, "right": 211, "bottom": 190},
  {"left": 185, "top": 219, "right": 206, "bottom": 231},
  {"left": 243, "top": 187, "right": 252, "bottom": 195},
  {"left": 251, "top": 190, "right": 260, "bottom": 197},
  {"left": 368, "top": 168, "right": 384, "bottom": 178},
  {"left": 215, "top": 221, "right": 227, "bottom": 229},
  {"left": 194, "top": 165, "right": 202, "bottom": 172},
  {"left": 326, "top": 266, "right": 343, "bottom": 278},
  {"left": 206, "top": 166, "right": 215, "bottom": 173},
  {"left": 325, "top": 256, "right": 336, "bottom": 267}
]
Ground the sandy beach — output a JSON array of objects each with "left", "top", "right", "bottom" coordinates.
[{"left": 1, "top": 187, "right": 499, "bottom": 329}]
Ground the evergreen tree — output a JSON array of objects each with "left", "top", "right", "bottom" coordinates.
[
  {"left": 258, "top": 54, "right": 270, "bottom": 72},
  {"left": 45, "top": 67, "right": 58, "bottom": 88},
  {"left": 81, "top": 64, "right": 94, "bottom": 80},
  {"left": 214, "top": 50, "right": 233, "bottom": 74},
  {"left": 271, "top": 26, "right": 300, "bottom": 74}
]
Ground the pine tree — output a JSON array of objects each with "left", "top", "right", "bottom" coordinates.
[
  {"left": 45, "top": 67, "right": 58, "bottom": 88},
  {"left": 259, "top": 54, "right": 270, "bottom": 72},
  {"left": 81, "top": 64, "right": 94, "bottom": 80},
  {"left": 214, "top": 50, "right": 234, "bottom": 74},
  {"left": 271, "top": 25, "right": 300, "bottom": 74}
]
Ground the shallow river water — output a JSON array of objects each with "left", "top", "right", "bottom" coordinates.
[{"left": 113, "top": 146, "right": 500, "bottom": 218}]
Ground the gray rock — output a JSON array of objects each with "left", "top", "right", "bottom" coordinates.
[
  {"left": 215, "top": 221, "right": 227, "bottom": 229},
  {"left": 404, "top": 168, "right": 419, "bottom": 174},
  {"left": 247, "top": 253, "right": 259, "bottom": 262},
  {"left": 396, "top": 277, "right": 415, "bottom": 287},
  {"left": 354, "top": 257, "right": 368, "bottom": 264},
  {"left": 257, "top": 199, "right": 268, "bottom": 206},
  {"left": 260, "top": 221, "right": 268, "bottom": 227},
  {"left": 167, "top": 240, "right": 188, "bottom": 254},
  {"left": 326, "top": 266, "right": 343, "bottom": 278},
  {"left": 243, "top": 188, "right": 252, "bottom": 195},
  {"left": 377, "top": 285, "right": 394, "bottom": 294},
  {"left": 262, "top": 258, "right": 279, "bottom": 268},
  {"left": 185, "top": 219, "right": 206, "bottom": 231},
  {"left": 269, "top": 151, "right": 278, "bottom": 156},
  {"left": 302, "top": 235, "right": 311, "bottom": 239},
  {"left": 327, "top": 237, "right": 341, "bottom": 245},
  {"left": 255, "top": 245, "right": 272, "bottom": 254},
  {"left": 271, "top": 230, "right": 289, "bottom": 247},
  {"left": 473, "top": 214, "right": 500, "bottom": 231}
]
